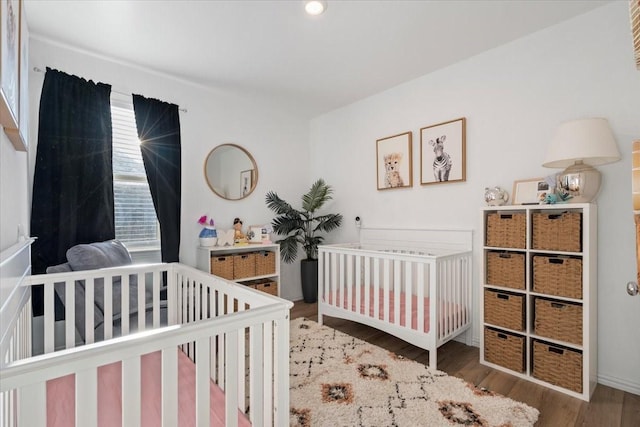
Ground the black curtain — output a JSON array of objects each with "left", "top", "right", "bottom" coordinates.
[
  {"left": 31, "top": 68, "right": 113, "bottom": 314},
  {"left": 132, "top": 94, "right": 181, "bottom": 263}
]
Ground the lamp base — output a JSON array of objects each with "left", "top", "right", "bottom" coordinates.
[{"left": 557, "top": 161, "right": 601, "bottom": 203}]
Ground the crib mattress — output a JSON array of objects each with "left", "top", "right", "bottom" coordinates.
[
  {"left": 46, "top": 348, "right": 251, "bottom": 427},
  {"left": 326, "top": 287, "right": 467, "bottom": 334}
]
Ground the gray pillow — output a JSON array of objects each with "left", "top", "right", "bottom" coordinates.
[
  {"left": 66, "top": 240, "right": 132, "bottom": 271},
  {"left": 46, "top": 262, "right": 73, "bottom": 274}
]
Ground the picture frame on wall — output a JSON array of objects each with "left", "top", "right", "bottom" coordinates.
[
  {"left": 0, "top": 0, "right": 20, "bottom": 131},
  {"left": 512, "top": 177, "right": 549, "bottom": 205},
  {"left": 240, "top": 169, "right": 253, "bottom": 198},
  {"left": 376, "top": 131, "right": 413, "bottom": 190},
  {"left": 420, "top": 117, "right": 466, "bottom": 185}
]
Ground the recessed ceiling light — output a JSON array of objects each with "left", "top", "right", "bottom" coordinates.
[{"left": 305, "top": 1, "right": 327, "bottom": 16}]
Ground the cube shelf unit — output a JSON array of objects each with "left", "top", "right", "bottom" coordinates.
[
  {"left": 480, "top": 204, "right": 597, "bottom": 401},
  {"left": 196, "top": 243, "right": 280, "bottom": 297}
]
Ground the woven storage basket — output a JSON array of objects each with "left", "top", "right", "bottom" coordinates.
[
  {"left": 534, "top": 298, "right": 582, "bottom": 345},
  {"left": 486, "top": 251, "right": 525, "bottom": 290},
  {"left": 485, "top": 212, "right": 526, "bottom": 249},
  {"left": 532, "top": 211, "right": 582, "bottom": 252},
  {"left": 233, "top": 252, "right": 256, "bottom": 279},
  {"left": 255, "top": 279, "right": 278, "bottom": 296},
  {"left": 255, "top": 251, "right": 276, "bottom": 276},
  {"left": 533, "top": 255, "right": 582, "bottom": 299},
  {"left": 532, "top": 340, "right": 582, "bottom": 393},
  {"left": 484, "top": 289, "right": 525, "bottom": 331},
  {"left": 484, "top": 327, "right": 525, "bottom": 372},
  {"left": 211, "top": 255, "right": 234, "bottom": 280}
]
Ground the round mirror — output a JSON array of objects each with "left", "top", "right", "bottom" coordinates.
[{"left": 204, "top": 144, "right": 258, "bottom": 200}]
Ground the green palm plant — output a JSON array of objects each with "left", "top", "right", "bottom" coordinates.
[{"left": 266, "top": 179, "right": 343, "bottom": 263}]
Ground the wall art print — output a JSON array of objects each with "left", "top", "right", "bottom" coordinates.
[
  {"left": 420, "top": 117, "right": 466, "bottom": 185},
  {"left": 1, "top": 0, "right": 20, "bottom": 130},
  {"left": 376, "top": 131, "right": 412, "bottom": 190}
]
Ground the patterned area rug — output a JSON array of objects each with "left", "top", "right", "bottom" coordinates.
[{"left": 289, "top": 318, "right": 539, "bottom": 427}]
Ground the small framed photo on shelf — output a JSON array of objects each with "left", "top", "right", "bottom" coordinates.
[
  {"left": 376, "top": 131, "right": 413, "bottom": 190},
  {"left": 512, "top": 178, "right": 549, "bottom": 205}
]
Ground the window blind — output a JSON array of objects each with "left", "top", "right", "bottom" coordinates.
[{"left": 111, "top": 95, "right": 159, "bottom": 248}]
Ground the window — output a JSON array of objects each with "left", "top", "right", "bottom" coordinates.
[{"left": 111, "top": 93, "right": 159, "bottom": 249}]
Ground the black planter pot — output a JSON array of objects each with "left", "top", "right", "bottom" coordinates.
[{"left": 300, "top": 259, "right": 318, "bottom": 303}]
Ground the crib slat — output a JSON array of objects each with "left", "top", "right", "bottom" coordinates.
[
  {"left": 263, "top": 321, "right": 274, "bottom": 427},
  {"left": 65, "top": 280, "right": 75, "bottom": 349},
  {"left": 383, "top": 259, "right": 390, "bottom": 323},
  {"left": 122, "top": 357, "right": 141, "bottom": 425},
  {"left": 274, "top": 317, "right": 290, "bottom": 427},
  {"left": 18, "top": 382, "right": 45, "bottom": 426},
  {"left": 393, "top": 259, "right": 400, "bottom": 325},
  {"left": 404, "top": 261, "right": 412, "bottom": 329},
  {"left": 76, "top": 368, "right": 98, "bottom": 427},
  {"left": 237, "top": 328, "right": 245, "bottom": 412},
  {"left": 417, "top": 265, "right": 424, "bottom": 333},
  {"left": 346, "top": 254, "right": 353, "bottom": 311},
  {"left": 85, "top": 278, "right": 95, "bottom": 345},
  {"left": 355, "top": 255, "right": 362, "bottom": 315},
  {"left": 122, "top": 274, "right": 130, "bottom": 336},
  {"left": 44, "top": 282, "right": 54, "bottom": 353},
  {"left": 153, "top": 271, "right": 160, "bottom": 328},
  {"left": 364, "top": 257, "right": 371, "bottom": 318},
  {"left": 224, "top": 333, "right": 239, "bottom": 427},
  {"left": 249, "top": 324, "right": 264, "bottom": 426},
  {"left": 104, "top": 276, "right": 113, "bottom": 340},
  {"left": 196, "top": 337, "right": 211, "bottom": 426},
  {"left": 138, "top": 272, "right": 146, "bottom": 331},
  {"left": 162, "top": 348, "right": 179, "bottom": 427}
]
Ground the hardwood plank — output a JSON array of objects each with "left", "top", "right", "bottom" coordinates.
[
  {"left": 290, "top": 300, "right": 637, "bottom": 427},
  {"left": 621, "top": 392, "right": 640, "bottom": 427}
]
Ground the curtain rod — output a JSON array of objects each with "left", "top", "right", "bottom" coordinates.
[{"left": 32, "top": 67, "right": 187, "bottom": 113}]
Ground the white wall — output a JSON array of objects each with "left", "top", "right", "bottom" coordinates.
[
  {"left": 28, "top": 38, "right": 311, "bottom": 300},
  {"left": 0, "top": 133, "right": 29, "bottom": 251},
  {"left": 309, "top": 2, "right": 640, "bottom": 394}
]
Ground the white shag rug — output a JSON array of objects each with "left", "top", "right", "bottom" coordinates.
[{"left": 289, "top": 318, "right": 539, "bottom": 427}]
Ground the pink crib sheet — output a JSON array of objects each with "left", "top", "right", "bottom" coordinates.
[
  {"left": 326, "top": 287, "right": 466, "bottom": 333},
  {"left": 46, "top": 348, "right": 251, "bottom": 427}
]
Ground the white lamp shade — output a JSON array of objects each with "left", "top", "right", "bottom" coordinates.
[{"left": 543, "top": 118, "right": 621, "bottom": 168}]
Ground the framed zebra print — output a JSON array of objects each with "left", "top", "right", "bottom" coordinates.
[
  {"left": 420, "top": 117, "right": 466, "bottom": 185},
  {"left": 376, "top": 131, "right": 413, "bottom": 190}
]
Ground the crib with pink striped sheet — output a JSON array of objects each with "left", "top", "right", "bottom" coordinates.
[
  {"left": 318, "top": 228, "right": 472, "bottom": 369},
  {"left": 0, "top": 239, "right": 292, "bottom": 426}
]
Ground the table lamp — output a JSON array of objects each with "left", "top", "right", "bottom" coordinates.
[{"left": 542, "top": 118, "right": 621, "bottom": 203}]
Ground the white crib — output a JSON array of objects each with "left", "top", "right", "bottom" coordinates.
[
  {"left": 318, "top": 228, "right": 472, "bottom": 369},
  {"left": 0, "top": 239, "right": 292, "bottom": 426}
]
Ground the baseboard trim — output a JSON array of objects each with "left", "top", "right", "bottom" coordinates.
[{"left": 597, "top": 373, "right": 640, "bottom": 395}]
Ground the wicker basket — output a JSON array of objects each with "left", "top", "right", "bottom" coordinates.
[
  {"left": 245, "top": 278, "right": 279, "bottom": 297},
  {"left": 484, "top": 289, "right": 525, "bottom": 331},
  {"left": 211, "top": 255, "right": 234, "bottom": 280},
  {"left": 233, "top": 253, "right": 256, "bottom": 279},
  {"left": 533, "top": 255, "right": 582, "bottom": 299},
  {"left": 532, "top": 340, "right": 582, "bottom": 393},
  {"left": 534, "top": 298, "right": 582, "bottom": 345},
  {"left": 256, "top": 279, "right": 278, "bottom": 296},
  {"left": 484, "top": 327, "right": 525, "bottom": 372},
  {"left": 255, "top": 251, "right": 276, "bottom": 276},
  {"left": 532, "top": 211, "right": 582, "bottom": 252},
  {"left": 486, "top": 251, "right": 525, "bottom": 290},
  {"left": 486, "top": 212, "right": 526, "bottom": 249}
]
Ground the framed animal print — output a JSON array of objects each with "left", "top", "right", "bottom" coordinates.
[
  {"left": 376, "top": 131, "right": 413, "bottom": 190},
  {"left": 420, "top": 117, "right": 466, "bottom": 185}
]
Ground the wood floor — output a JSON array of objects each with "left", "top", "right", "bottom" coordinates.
[{"left": 291, "top": 301, "right": 640, "bottom": 427}]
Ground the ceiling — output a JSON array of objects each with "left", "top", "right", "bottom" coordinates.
[{"left": 24, "top": 0, "right": 611, "bottom": 118}]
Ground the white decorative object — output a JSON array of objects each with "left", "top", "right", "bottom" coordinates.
[
  {"left": 484, "top": 186, "right": 509, "bottom": 206},
  {"left": 217, "top": 229, "right": 235, "bottom": 246}
]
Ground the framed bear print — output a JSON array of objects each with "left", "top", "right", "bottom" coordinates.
[
  {"left": 376, "top": 131, "right": 412, "bottom": 190},
  {"left": 420, "top": 117, "right": 466, "bottom": 185}
]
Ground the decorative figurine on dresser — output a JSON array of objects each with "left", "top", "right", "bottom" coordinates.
[{"left": 233, "top": 217, "right": 247, "bottom": 244}]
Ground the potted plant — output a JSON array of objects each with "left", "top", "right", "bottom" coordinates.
[{"left": 266, "top": 179, "right": 343, "bottom": 303}]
